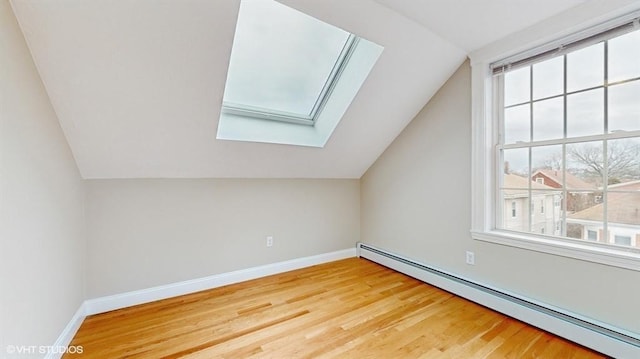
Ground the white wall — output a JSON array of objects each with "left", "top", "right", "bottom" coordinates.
[
  {"left": 360, "top": 60, "right": 640, "bottom": 334},
  {"left": 0, "top": 0, "right": 85, "bottom": 354},
  {"left": 85, "top": 179, "right": 359, "bottom": 298}
]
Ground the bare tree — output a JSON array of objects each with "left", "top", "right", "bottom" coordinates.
[
  {"left": 568, "top": 140, "right": 640, "bottom": 184},
  {"left": 542, "top": 152, "right": 562, "bottom": 171}
]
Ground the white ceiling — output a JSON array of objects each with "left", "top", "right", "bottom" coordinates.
[
  {"left": 11, "top": 0, "right": 590, "bottom": 179},
  {"left": 375, "top": 0, "right": 588, "bottom": 52}
]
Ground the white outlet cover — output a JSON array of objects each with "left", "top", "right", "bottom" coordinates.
[{"left": 465, "top": 251, "right": 475, "bottom": 265}]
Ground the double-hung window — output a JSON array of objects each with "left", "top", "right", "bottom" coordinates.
[{"left": 472, "top": 12, "right": 640, "bottom": 270}]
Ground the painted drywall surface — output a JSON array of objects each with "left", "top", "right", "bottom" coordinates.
[
  {"left": 85, "top": 179, "right": 359, "bottom": 298},
  {"left": 0, "top": 0, "right": 85, "bottom": 353},
  {"left": 360, "top": 60, "right": 640, "bottom": 334}
]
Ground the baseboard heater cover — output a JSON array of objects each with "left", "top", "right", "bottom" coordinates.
[{"left": 356, "top": 242, "right": 640, "bottom": 358}]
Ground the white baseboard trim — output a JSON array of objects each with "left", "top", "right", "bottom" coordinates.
[
  {"left": 44, "top": 303, "right": 87, "bottom": 359},
  {"left": 357, "top": 242, "right": 640, "bottom": 359},
  {"left": 84, "top": 247, "right": 356, "bottom": 315}
]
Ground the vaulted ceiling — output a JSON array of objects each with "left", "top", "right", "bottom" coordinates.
[{"left": 11, "top": 0, "right": 588, "bottom": 179}]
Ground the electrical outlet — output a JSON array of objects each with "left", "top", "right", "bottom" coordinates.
[
  {"left": 465, "top": 251, "right": 475, "bottom": 265},
  {"left": 266, "top": 236, "right": 274, "bottom": 247}
]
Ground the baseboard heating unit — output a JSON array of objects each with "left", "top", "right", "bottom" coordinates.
[{"left": 356, "top": 242, "right": 640, "bottom": 358}]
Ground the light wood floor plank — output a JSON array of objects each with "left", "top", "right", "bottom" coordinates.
[{"left": 65, "top": 258, "right": 605, "bottom": 358}]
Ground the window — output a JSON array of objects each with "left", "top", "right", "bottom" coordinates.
[
  {"left": 471, "top": 10, "right": 640, "bottom": 271},
  {"left": 222, "top": 0, "right": 355, "bottom": 125},
  {"left": 511, "top": 201, "right": 516, "bottom": 217},
  {"left": 216, "top": 0, "right": 383, "bottom": 147},
  {"left": 615, "top": 235, "right": 632, "bottom": 246}
]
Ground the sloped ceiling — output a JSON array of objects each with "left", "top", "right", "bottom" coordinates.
[{"left": 11, "top": 0, "right": 586, "bottom": 179}]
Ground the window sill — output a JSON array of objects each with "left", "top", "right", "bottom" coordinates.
[{"left": 471, "top": 230, "right": 640, "bottom": 271}]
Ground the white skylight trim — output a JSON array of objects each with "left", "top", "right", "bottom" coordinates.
[{"left": 217, "top": 0, "right": 383, "bottom": 147}]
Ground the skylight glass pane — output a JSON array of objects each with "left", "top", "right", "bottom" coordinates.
[{"left": 224, "top": 0, "right": 351, "bottom": 117}]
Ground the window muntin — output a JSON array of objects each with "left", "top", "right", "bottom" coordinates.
[
  {"left": 496, "top": 28, "right": 640, "bottom": 251},
  {"left": 222, "top": 0, "right": 356, "bottom": 125}
]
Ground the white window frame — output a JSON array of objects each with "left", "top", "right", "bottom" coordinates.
[{"left": 470, "top": 6, "right": 640, "bottom": 272}]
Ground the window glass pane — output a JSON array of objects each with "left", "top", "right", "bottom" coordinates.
[
  {"left": 567, "top": 42, "right": 604, "bottom": 92},
  {"left": 608, "top": 80, "right": 640, "bottom": 133},
  {"left": 532, "top": 145, "right": 563, "bottom": 185},
  {"left": 504, "top": 67, "right": 530, "bottom": 106},
  {"left": 567, "top": 88, "right": 604, "bottom": 137},
  {"left": 566, "top": 141, "right": 604, "bottom": 189},
  {"left": 608, "top": 29, "right": 640, "bottom": 83},
  {"left": 607, "top": 138, "right": 640, "bottom": 187},
  {"left": 566, "top": 190, "right": 600, "bottom": 214},
  {"left": 503, "top": 148, "right": 529, "bottom": 187},
  {"left": 224, "top": 0, "right": 350, "bottom": 116},
  {"left": 566, "top": 192, "right": 603, "bottom": 240},
  {"left": 533, "top": 56, "right": 563, "bottom": 100},
  {"left": 504, "top": 104, "right": 530, "bottom": 144},
  {"left": 533, "top": 97, "right": 563, "bottom": 141},
  {"left": 606, "top": 192, "right": 640, "bottom": 247}
]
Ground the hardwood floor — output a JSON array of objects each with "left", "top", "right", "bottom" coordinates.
[{"left": 65, "top": 258, "right": 605, "bottom": 358}]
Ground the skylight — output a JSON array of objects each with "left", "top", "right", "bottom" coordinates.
[
  {"left": 223, "top": 0, "right": 355, "bottom": 125},
  {"left": 217, "top": 0, "right": 383, "bottom": 147}
]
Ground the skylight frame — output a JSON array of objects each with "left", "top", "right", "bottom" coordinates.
[{"left": 222, "top": 34, "right": 359, "bottom": 126}]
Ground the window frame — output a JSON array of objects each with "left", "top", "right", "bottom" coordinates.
[{"left": 470, "top": 8, "right": 640, "bottom": 272}]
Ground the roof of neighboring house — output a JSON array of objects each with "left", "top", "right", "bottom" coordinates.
[
  {"left": 608, "top": 180, "right": 640, "bottom": 191},
  {"left": 568, "top": 190, "right": 640, "bottom": 225},
  {"left": 532, "top": 169, "right": 596, "bottom": 190},
  {"left": 503, "top": 174, "right": 559, "bottom": 197}
]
